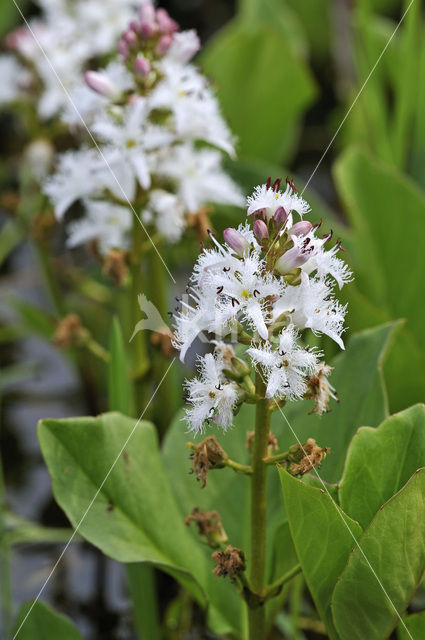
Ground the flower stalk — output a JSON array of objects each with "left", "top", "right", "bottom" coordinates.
[{"left": 248, "top": 371, "right": 271, "bottom": 639}]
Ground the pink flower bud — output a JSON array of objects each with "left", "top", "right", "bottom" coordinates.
[
  {"left": 129, "top": 20, "right": 140, "bottom": 32},
  {"left": 155, "top": 8, "right": 179, "bottom": 34},
  {"left": 290, "top": 221, "right": 312, "bottom": 237},
  {"left": 123, "top": 28, "right": 138, "bottom": 47},
  {"left": 223, "top": 228, "right": 250, "bottom": 256},
  {"left": 156, "top": 34, "right": 173, "bottom": 55},
  {"left": 84, "top": 71, "right": 122, "bottom": 100},
  {"left": 118, "top": 39, "right": 129, "bottom": 59},
  {"left": 134, "top": 54, "right": 151, "bottom": 77},
  {"left": 274, "top": 206, "right": 288, "bottom": 225},
  {"left": 253, "top": 219, "right": 269, "bottom": 240},
  {"left": 138, "top": 2, "right": 156, "bottom": 36},
  {"left": 275, "top": 247, "right": 309, "bottom": 274}
]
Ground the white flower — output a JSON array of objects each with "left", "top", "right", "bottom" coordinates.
[
  {"left": 142, "top": 189, "right": 186, "bottom": 243},
  {"left": 184, "top": 352, "right": 240, "bottom": 433},
  {"left": 0, "top": 55, "right": 31, "bottom": 105},
  {"left": 66, "top": 199, "right": 132, "bottom": 254},
  {"left": 165, "top": 29, "right": 200, "bottom": 63},
  {"left": 172, "top": 289, "right": 216, "bottom": 363},
  {"left": 150, "top": 61, "right": 235, "bottom": 155},
  {"left": 156, "top": 143, "right": 244, "bottom": 212},
  {"left": 247, "top": 325, "right": 319, "bottom": 399},
  {"left": 247, "top": 180, "right": 310, "bottom": 221},
  {"left": 43, "top": 148, "right": 107, "bottom": 219},
  {"left": 93, "top": 98, "right": 175, "bottom": 197},
  {"left": 63, "top": 61, "right": 135, "bottom": 126},
  {"left": 273, "top": 272, "right": 347, "bottom": 349}
]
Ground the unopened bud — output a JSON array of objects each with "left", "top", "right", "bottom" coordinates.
[
  {"left": 123, "top": 28, "right": 138, "bottom": 47},
  {"left": 155, "top": 8, "right": 179, "bottom": 34},
  {"left": 275, "top": 247, "right": 309, "bottom": 273},
  {"left": 138, "top": 2, "right": 156, "bottom": 36},
  {"left": 84, "top": 71, "right": 122, "bottom": 100},
  {"left": 274, "top": 206, "right": 288, "bottom": 225},
  {"left": 134, "top": 54, "right": 151, "bottom": 77},
  {"left": 290, "top": 221, "right": 312, "bottom": 237},
  {"left": 156, "top": 34, "right": 173, "bottom": 55},
  {"left": 118, "top": 39, "right": 129, "bottom": 59},
  {"left": 223, "top": 228, "right": 250, "bottom": 256},
  {"left": 253, "top": 219, "right": 269, "bottom": 240}
]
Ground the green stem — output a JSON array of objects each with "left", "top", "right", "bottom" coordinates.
[
  {"left": 224, "top": 458, "right": 252, "bottom": 475},
  {"left": 0, "top": 437, "right": 12, "bottom": 639},
  {"left": 130, "top": 219, "right": 150, "bottom": 415},
  {"left": 148, "top": 250, "right": 177, "bottom": 435},
  {"left": 264, "top": 450, "right": 291, "bottom": 465},
  {"left": 85, "top": 337, "right": 110, "bottom": 363},
  {"left": 263, "top": 564, "right": 302, "bottom": 600},
  {"left": 126, "top": 564, "right": 161, "bottom": 640},
  {"left": 248, "top": 371, "right": 271, "bottom": 640},
  {"left": 34, "top": 245, "right": 65, "bottom": 317}
]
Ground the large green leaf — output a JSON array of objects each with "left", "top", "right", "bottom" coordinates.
[
  {"left": 271, "top": 322, "right": 399, "bottom": 483},
  {"left": 202, "top": 18, "right": 315, "bottom": 163},
  {"left": 108, "top": 316, "right": 132, "bottom": 415},
  {"left": 38, "top": 413, "right": 207, "bottom": 604},
  {"left": 280, "top": 469, "right": 362, "bottom": 639},
  {"left": 398, "top": 611, "right": 425, "bottom": 640},
  {"left": 339, "top": 404, "right": 425, "bottom": 528},
  {"left": 13, "top": 600, "right": 82, "bottom": 640},
  {"left": 332, "top": 468, "right": 425, "bottom": 640},
  {"left": 334, "top": 147, "right": 425, "bottom": 411}
]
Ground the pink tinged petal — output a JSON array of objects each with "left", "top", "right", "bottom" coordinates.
[
  {"left": 273, "top": 206, "right": 288, "bottom": 224},
  {"left": 134, "top": 55, "right": 151, "bottom": 77},
  {"left": 223, "top": 227, "right": 250, "bottom": 256},
  {"left": 290, "top": 221, "right": 313, "bottom": 237},
  {"left": 155, "top": 8, "right": 179, "bottom": 34},
  {"left": 84, "top": 71, "right": 122, "bottom": 100},
  {"left": 156, "top": 34, "right": 173, "bottom": 55},
  {"left": 253, "top": 219, "right": 269, "bottom": 240},
  {"left": 275, "top": 247, "right": 310, "bottom": 273}
]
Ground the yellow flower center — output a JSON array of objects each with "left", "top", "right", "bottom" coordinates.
[
  {"left": 241, "top": 289, "right": 251, "bottom": 299},
  {"left": 126, "top": 139, "right": 136, "bottom": 148}
]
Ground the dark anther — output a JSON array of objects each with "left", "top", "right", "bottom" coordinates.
[
  {"left": 253, "top": 289, "right": 260, "bottom": 297},
  {"left": 231, "top": 297, "right": 240, "bottom": 307},
  {"left": 283, "top": 383, "right": 290, "bottom": 388},
  {"left": 167, "top": 311, "right": 173, "bottom": 317},
  {"left": 276, "top": 363, "right": 283, "bottom": 369},
  {"left": 286, "top": 176, "right": 298, "bottom": 191},
  {"left": 266, "top": 176, "right": 271, "bottom": 189},
  {"left": 279, "top": 350, "right": 286, "bottom": 356},
  {"left": 223, "top": 266, "right": 230, "bottom": 272},
  {"left": 207, "top": 229, "right": 214, "bottom": 237},
  {"left": 174, "top": 306, "right": 179, "bottom": 312},
  {"left": 323, "top": 230, "right": 333, "bottom": 243},
  {"left": 200, "top": 242, "right": 205, "bottom": 252},
  {"left": 313, "top": 219, "right": 322, "bottom": 229},
  {"left": 216, "top": 286, "right": 224, "bottom": 294},
  {"left": 272, "top": 178, "right": 282, "bottom": 192},
  {"left": 215, "top": 384, "right": 222, "bottom": 391}
]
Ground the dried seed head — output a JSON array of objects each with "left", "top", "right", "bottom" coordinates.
[
  {"left": 246, "top": 430, "right": 278, "bottom": 453},
  {"left": 212, "top": 545, "right": 246, "bottom": 579},
  {"left": 305, "top": 363, "right": 338, "bottom": 415},
  {"left": 289, "top": 438, "right": 329, "bottom": 476},
  {"left": 189, "top": 436, "right": 226, "bottom": 488},
  {"left": 53, "top": 314, "right": 83, "bottom": 349},
  {"left": 185, "top": 508, "right": 228, "bottom": 548},
  {"left": 103, "top": 249, "right": 128, "bottom": 287}
]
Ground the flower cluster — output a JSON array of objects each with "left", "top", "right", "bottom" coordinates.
[
  {"left": 42, "top": 2, "right": 243, "bottom": 254},
  {"left": 173, "top": 178, "right": 353, "bottom": 432},
  {"left": 0, "top": 0, "right": 139, "bottom": 118}
]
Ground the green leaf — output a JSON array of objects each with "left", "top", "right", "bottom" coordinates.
[
  {"left": 202, "top": 19, "right": 315, "bottom": 163},
  {"left": 13, "top": 600, "right": 82, "bottom": 640},
  {"left": 398, "top": 611, "right": 425, "bottom": 640},
  {"left": 339, "top": 404, "right": 425, "bottom": 528},
  {"left": 11, "top": 298, "right": 55, "bottom": 339},
  {"left": 334, "top": 147, "right": 425, "bottom": 411},
  {"left": 0, "top": 219, "right": 23, "bottom": 268},
  {"left": 38, "top": 413, "right": 207, "bottom": 606},
  {"left": 280, "top": 469, "right": 362, "bottom": 639},
  {"left": 108, "top": 316, "right": 131, "bottom": 415},
  {"left": 271, "top": 322, "right": 399, "bottom": 483},
  {"left": 4, "top": 510, "right": 73, "bottom": 546},
  {"left": 332, "top": 468, "right": 425, "bottom": 640}
]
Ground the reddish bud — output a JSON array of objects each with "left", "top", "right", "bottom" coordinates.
[
  {"left": 274, "top": 206, "right": 288, "bottom": 225},
  {"left": 290, "top": 221, "right": 312, "bottom": 237},
  {"left": 134, "top": 54, "right": 151, "bottom": 77},
  {"left": 223, "top": 228, "right": 250, "bottom": 256}
]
